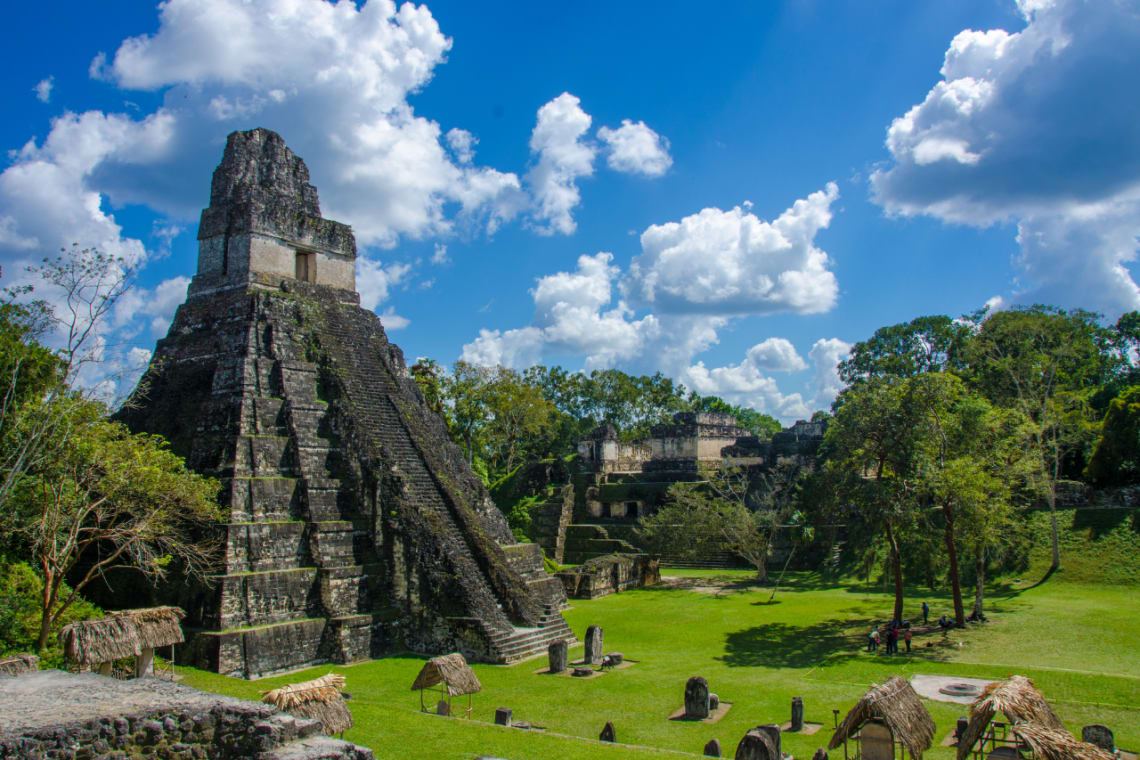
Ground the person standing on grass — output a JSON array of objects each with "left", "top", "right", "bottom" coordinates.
[
  {"left": 886, "top": 626, "right": 898, "bottom": 655},
  {"left": 867, "top": 626, "right": 880, "bottom": 652},
  {"left": 922, "top": 601, "right": 929, "bottom": 625},
  {"left": 903, "top": 626, "right": 912, "bottom": 653}
]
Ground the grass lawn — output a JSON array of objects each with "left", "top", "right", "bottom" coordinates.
[{"left": 177, "top": 570, "right": 1139, "bottom": 760}]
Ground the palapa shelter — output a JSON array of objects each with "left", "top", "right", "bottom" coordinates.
[
  {"left": 828, "top": 676, "right": 937, "bottom": 760},
  {"left": 58, "top": 606, "right": 185, "bottom": 677},
  {"left": 1009, "top": 722, "right": 1115, "bottom": 760},
  {"left": 956, "top": 676, "right": 1064, "bottom": 760},
  {"left": 411, "top": 652, "right": 482, "bottom": 716},
  {"left": 262, "top": 673, "right": 352, "bottom": 736}
]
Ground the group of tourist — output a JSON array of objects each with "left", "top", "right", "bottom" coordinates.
[{"left": 866, "top": 601, "right": 943, "bottom": 654}]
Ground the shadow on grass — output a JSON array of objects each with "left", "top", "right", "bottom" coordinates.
[{"left": 718, "top": 618, "right": 872, "bottom": 668}]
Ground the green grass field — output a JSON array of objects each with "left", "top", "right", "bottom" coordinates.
[{"left": 178, "top": 567, "right": 1139, "bottom": 760}]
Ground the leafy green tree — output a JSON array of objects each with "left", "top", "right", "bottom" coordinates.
[
  {"left": 965, "top": 306, "right": 1112, "bottom": 571},
  {"left": 822, "top": 377, "right": 926, "bottom": 622},
  {"left": 0, "top": 559, "right": 101, "bottom": 662},
  {"left": 409, "top": 357, "right": 446, "bottom": 416},
  {"left": 839, "top": 315, "right": 969, "bottom": 386},
  {"left": 692, "top": 395, "right": 781, "bottom": 438},
  {"left": 443, "top": 361, "right": 494, "bottom": 465},
  {"left": 5, "top": 415, "right": 222, "bottom": 651},
  {"left": 640, "top": 464, "right": 792, "bottom": 582},
  {"left": 483, "top": 367, "right": 556, "bottom": 476},
  {"left": 1085, "top": 386, "right": 1140, "bottom": 485}
]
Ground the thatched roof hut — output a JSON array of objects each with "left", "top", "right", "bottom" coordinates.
[
  {"left": 1010, "top": 722, "right": 1115, "bottom": 760},
  {"left": 828, "top": 676, "right": 937, "bottom": 760},
  {"left": 411, "top": 653, "right": 482, "bottom": 714},
  {"left": 262, "top": 673, "right": 352, "bottom": 735},
  {"left": 0, "top": 653, "right": 39, "bottom": 677},
  {"left": 57, "top": 606, "right": 185, "bottom": 667},
  {"left": 956, "top": 676, "right": 1064, "bottom": 760}
]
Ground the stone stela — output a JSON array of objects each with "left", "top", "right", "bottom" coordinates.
[{"left": 118, "top": 128, "right": 575, "bottom": 678}]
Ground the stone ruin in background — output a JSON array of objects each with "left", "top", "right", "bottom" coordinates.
[{"left": 118, "top": 128, "right": 574, "bottom": 678}]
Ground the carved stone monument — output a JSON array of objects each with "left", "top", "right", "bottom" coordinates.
[
  {"left": 599, "top": 721, "right": 616, "bottom": 742},
  {"left": 494, "top": 708, "right": 513, "bottom": 726},
  {"left": 790, "top": 696, "right": 804, "bottom": 731},
  {"left": 585, "top": 625, "right": 604, "bottom": 664},
  {"left": 811, "top": 749, "right": 828, "bottom": 760},
  {"left": 1082, "top": 725, "right": 1114, "bottom": 752},
  {"left": 685, "top": 676, "right": 711, "bottom": 719},
  {"left": 548, "top": 640, "right": 568, "bottom": 673},
  {"left": 118, "top": 128, "right": 574, "bottom": 678},
  {"left": 734, "top": 726, "right": 780, "bottom": 760},
  {"left": 704, "top": 738, "right": 722, "bottom": 757}
]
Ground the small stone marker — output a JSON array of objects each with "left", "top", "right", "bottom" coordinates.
[
  {"left": 585, "top": 625, "right": 604, "bottom": 664},
  {"left": 734, "top": 725, "right": 780, "bottom": 760},
  {"left": 607, "top": 651, "right": 623, "bottom": 665},
  {"left": 709, "top": 693, "right": 720, "bottom": 710},
  {"left": 572, "top": 666, "right": 594, "bottom": 677},
  {"left": 704, "top": 738, "right": 722, "bottom": 757},
  {"left": 955, "top": 716, "right": 969, "bottom": 740},
  {"left": 790, "top": 696, "right": 804, "bottom": 731},
  {"left": 754, "top": 725, "right": 781, "bottom": 758},
  {"left": 548, "top": 639, "right": 568, "bottom": 673},
  {"left": 811, "top": 749, "right": 828, "bottom": 760},
  {"left": 600, "top": 721, "right": 616, "bottom": 742},
  {"left": 494, "top": 707, "right": 512, "bottom": 726},
  {"left": 1082, "top": 725, "right": 1115, "bottom": 752},
  {"left": 685, "top": 676, "right": 711, "bottom": 719},
  {"left": 436, "top": 699, "right": 450, "bottom": 716}
]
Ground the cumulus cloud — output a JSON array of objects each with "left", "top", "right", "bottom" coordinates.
[
  {"left": 597, "top": 119, "right": 672, "bottom": 177},
  {"left": 111, "top": 275, "right": 190, "bottom": 338},
  {"left": 462, "top": 252, "right": 658, "bottom": 369},
  {"left": 625, "top": 183, "right": 840, "bottom": 315},
  {"left": 446, "top": 128, "right": 476, "bottom": 164},
  {"left": 807, "top": 337, "right": 851, "bottom": 410},
  {"left": 430, "top": 243, "right": 450, "bottom": 265},
  {"left": 525, "top": 93, "right": 596, "bottom": 236},
  {"left": 356, "top": 256, "right": 411, "bottom": 314},
  {"left": 871, "top": 0, "right": 1140, "bottom": 314},
  {"left": 746, "top": 338, "right": 807, "bottom": 372},
  {"left": 33, "top": 77, "right": 53, "bottom": 103}
]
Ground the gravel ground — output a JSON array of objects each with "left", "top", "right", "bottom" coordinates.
[{"left": 0, "top": 669, "right": 268, "bottom": 733}]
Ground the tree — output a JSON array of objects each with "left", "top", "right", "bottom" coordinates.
[
  {"left": 1085, "top": 386, "right": 1140, "bottom": 485},
  {"left": 640, "top": 464, "right": 794, "bottom": 582},
  {"left": 839, "top": 315, "right": 970, "bottom": 386},
  {"left": 822, "top": 377, "right": 926, "bottom": 622},
  {"left": 443, "top": 361, "right": 493, "bottom": 465},
  {"left": 5, "top": 414, "right": 222, "bottom": 651},
  {"left": 965, "top": 306, "right": 1112, "bottom": 572},
  {"left": 482, "top": 367, "right": 556, "bottom": 475},
  {"left": 409, "top": 358, "right": 446, "bottom": 416}
]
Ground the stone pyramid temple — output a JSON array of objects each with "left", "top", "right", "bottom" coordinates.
[{"left": 119, "top": 128, "right": 573, "bottom": 678}]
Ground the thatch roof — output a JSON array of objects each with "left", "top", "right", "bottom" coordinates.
[
  {"left": 124, "top": 606, "right": 185, "bottom": 649},
  {"left": 828, "top": 676, "right": 937, "bottom": 760},
  {"left": 1011, "top": 721, "right": 1115, "bottom": 760},
  {"left": 0, "top": 653, "right": 39, "bottom": 677},
  {"left": 58, "top": 606, "right": 186, "bottom": 666},
  {"left": 262, "top": 673, "right": 352, "bottom": 735},
  {"left": 956, "top": 676, "right": 1064, "bottom": 760},
  {"left": 410, "top": 653, "right": 482, "bottom": 697}
]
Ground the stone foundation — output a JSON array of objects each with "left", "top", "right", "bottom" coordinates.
[
  {"left": 557, "top": 554, "right": 661, "bottom": 599},
  {"left": 0, "top": 670, "right": 371, "bottom": 759}
]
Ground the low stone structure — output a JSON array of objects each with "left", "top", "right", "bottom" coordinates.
[
  {"left": 704, "top": 738, "right": 722, "bottom": 757},
  {"left": 493, "top": 708, "right": 512, "bottom": 726},
  {"left": 0, "top": 670, "right": 370, "bottom": 759},
  {"left": 735, "top": 725, "right": 781, "bottom": 760},
  {"left": 599, "top": 721, "right": 615, "bottom": 742},
  {"left": 1082, "top": 725, "right": 1114, "bottom": 752},
  {"left": 557, "top": 553, "right": 660, "bottom": 599}
]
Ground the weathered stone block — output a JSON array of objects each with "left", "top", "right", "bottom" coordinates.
[
  {"left": 585, "top": 625, "right": 604, "bottom": 664},
  {"left": 685, "top": 677, "right": 710, "bottom": 719}
]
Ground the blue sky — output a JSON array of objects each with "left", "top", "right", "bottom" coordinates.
[{"left": 2, "top": 0, "right": 1138, "bottom": 421}]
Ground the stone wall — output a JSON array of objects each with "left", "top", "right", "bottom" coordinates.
[
  {"left": 0, "top": 670, "right": 371, "bottom": 760},
  {"left": 557, "top": 554, "right": 660, "bottom": 599}
]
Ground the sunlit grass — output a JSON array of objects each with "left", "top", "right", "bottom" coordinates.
[{"left": 177, "top": 570, "right": 1139, "bottom": 759}]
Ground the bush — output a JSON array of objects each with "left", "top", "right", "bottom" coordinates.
[{"left": 0, "top": 560, "right": 102, "bottom": 666}]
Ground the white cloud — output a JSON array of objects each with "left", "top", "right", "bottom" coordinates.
[
  {"left": 33, "top": 77, "right": 53, "bottom": 103},
  {"left": 380, "top": 306, "right": 409, "bottom": 331},
  {"left": 626, "top": 183, "right": 840, "bottom": 315},
  {"left": 597, "top": 119, "right": 672, "bottom": 177},
  {"left": 446, "top": 128, "right": 476, "bottom": 164},
  {"left": 112, "top": 275, "right": 190, "bottom": 338},
  {"left": 746, "top": 338, "right": 807, "bottom": 372},
  {"left": 431, "top": 243, "right": 450, "bottom": 265},
  {"left": 808, "top": 337, "right": 852, "bottom": 411},
  {"left": 525, "top": 93, "right": 596, "bottom": 236},
  {"left": 355, "top": 256, "right": 411, "bottom": 313},
  {"left": 871, "top": 0, "right": 1140, "bottom": 314}
]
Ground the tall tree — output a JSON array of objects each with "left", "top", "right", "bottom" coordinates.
[
  {"left": 965, "top": 306, "right": 1112, "bottom": 571},
  {"left": 839, "top": 315, "right": 970, "bottom": 386}
]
